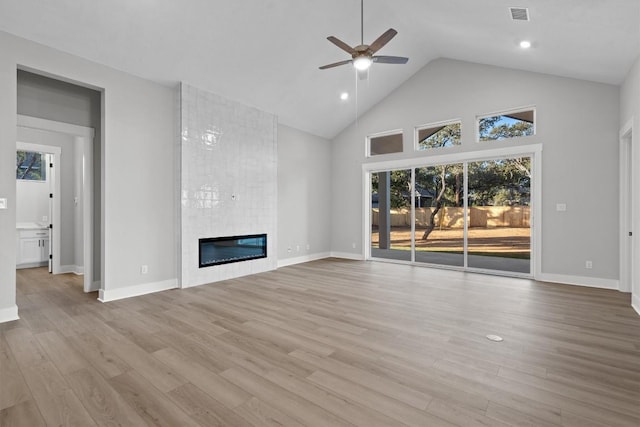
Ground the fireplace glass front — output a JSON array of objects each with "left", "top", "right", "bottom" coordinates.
[{"left": 199, "top": 234, "right": 267, "bottom": 268}]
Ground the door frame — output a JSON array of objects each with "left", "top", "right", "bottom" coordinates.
[
  {"left": 619, "top": 119, "right": 634, "bottom": 295},
  {"left": 363, "top": 143, "right": 543, "bottom": 279},
  {"left": 17, "top": 115, "right": 96, "bottom": 293}
]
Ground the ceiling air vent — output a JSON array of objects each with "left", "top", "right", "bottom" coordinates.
[{"left": 509, "top": 7, "right": 530, "bottom": 21}]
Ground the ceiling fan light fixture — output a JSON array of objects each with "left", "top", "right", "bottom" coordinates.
[{"left": 353, "top": 56, "right": 372, "bottom": 71}]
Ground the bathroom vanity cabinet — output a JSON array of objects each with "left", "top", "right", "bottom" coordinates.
[{"left": 16, "top": 226, "right": 50, "bottom": 268}]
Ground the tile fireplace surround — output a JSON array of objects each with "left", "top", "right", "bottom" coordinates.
[{"left": 179, "top": 83, "right": 277, "bottom": 287}]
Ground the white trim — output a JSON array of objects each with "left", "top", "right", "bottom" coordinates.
[
  {"left": 58, "top": 265, "right": 84, "bottom": 275},
  {"left": 537, "top": 273, "right": 619, "bottom": 291},
  {"left": 18, "top": 115, "right": 95, "bottom": 138},
  {"left": 363, "top": 143, "right": 543, "bottom": 172},
  {"left": 0, "top": 305, "right": 19, "bottom": 323},
  {"left": 330, "top": 251, "right": 365, "bottom": 261},
  {"left": 619, "top": 124, "right": 633, "bottom": 293},
  {"left": 277, "top": 252, "right": 330, "bottom": 268},
  {"left": 632, "top": 294, "right": 640, "bottom": 316},
  {"left": 98, "top": 279, "right": 177, "bottom": 302}
]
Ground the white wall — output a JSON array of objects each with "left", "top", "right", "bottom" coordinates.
[
  {"left": 0, "top": 30, "right": 176, "bottom": 317},
  {"left": 620, "top": 54, "right": 640, "bottom": 312},
  {"left": 277, "top": 124, "right": 332, "bottom": 265},
  {"left": 331, "top": 58, "right": 620, "bottom": 285},
  {"left": 16, "top": 179, "right": 49, "bottom": 224}
]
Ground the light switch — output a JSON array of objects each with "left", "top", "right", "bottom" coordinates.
[
  {"left": 0, "top": 198, "right": 7, "bottom": 209},
  {"left": 556, "top": 203, "right": 566, "bottom": 212}
]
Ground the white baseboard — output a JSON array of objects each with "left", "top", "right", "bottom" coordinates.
[
  {"left": 59, "top": 265, "right": 84, "bottom": 275},
  {"left": 536, "top": 273, "right": 619, "bottom": 291},
  {"left": 98, "top": 279, "right": 178, "bottom": 303},
  {"left": 278, "top": 252, "right": 330, "bottom": 268},
  {"left": 633, "top": 294, "right": 640, "bottom": 316},
  {"left": 0, "top": 305, "right": 19, "bottom": 323},
  {"left": 330, "top": 251, "right": 365, "bottom": 261}
]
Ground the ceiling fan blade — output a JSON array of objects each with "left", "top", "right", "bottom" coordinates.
[
  {"left": 327, "top": 36, "right": 356, "bottom": 55},
  {"left": 373, "top": 55, "right": 409, "bottom": 64},
  {"left": 368, "top": 28, "right": 397, "bottom": 54},
  {"left": 319, "top": 59, "right": 352, "bottom": 70}
]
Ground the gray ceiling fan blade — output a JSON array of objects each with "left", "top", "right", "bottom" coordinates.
[
  {"left": 319, "top": 59, "right": 352, "bottom": 70},
  {"left": 327, "top": 36, "right": 357, "bottom": 55},
  {"left": 368, "top": 29, "right": 397, "bottom": 54},
  {"left": 373, "top": 55, "right": 409, "bottom": 64}
]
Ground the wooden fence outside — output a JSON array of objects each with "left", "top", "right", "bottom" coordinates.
[{"left": 372, "top": 206, "right": 530, "bottom": 228}]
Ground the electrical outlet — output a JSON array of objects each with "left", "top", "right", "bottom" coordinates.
[
  {"left": 296, "top": 245, "right": 300, "bottom": 252},
  {"left": 42, "top": 216, "right": 48, "bottom": 222},
  {"left": 352, "top": 242, "right": 356, "bottom": 249},
  {"left": 287, "top": 247, "right": 292, "bottom": 253},
  {"left": 141, "top": 265, "right": 148, "bottom": 274},
  {"left": 0, "top": 198, "right": 7, "bottom": 210},
  {"left": 585, "top": 261, "right": 593, "bottom": 269},
  {"left": 306, "top": 244, "right": 310, "bottom": 251}
]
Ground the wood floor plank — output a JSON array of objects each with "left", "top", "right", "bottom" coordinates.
[
  {"left": 0, "top": 400, "right": 46, "bottom": 427},
  {"left": 0, "top": 335, "right": 31, "bottom": 411},
  {"left": 108, "top": 370, "right": 200, "bottom": 427},
  {"left": 220, "top": 366, "right": 353, "bottom": 427},
  {"left": 153, "top": 347, "right": 251, "bottom": 409},
  {"left": 7, "top": 262, "right": 640, "bottom": 427},
  {"left": 168, "top": 383, "right": 253, "bottom": 427},
  {"left": 65, "top": 368, "right": 146, "bottom": 426}
]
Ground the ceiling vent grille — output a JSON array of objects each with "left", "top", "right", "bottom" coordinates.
[{"left": 509, "top": 7, "right": 530, "bottom": 21}]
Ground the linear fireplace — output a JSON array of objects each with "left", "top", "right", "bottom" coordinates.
[{"left": 199, "top": 234, "right": 267, "bottom": 268}]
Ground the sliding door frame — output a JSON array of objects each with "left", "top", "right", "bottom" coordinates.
[{"left": 363, "top": 144, "right": 542, "bottom": 279}]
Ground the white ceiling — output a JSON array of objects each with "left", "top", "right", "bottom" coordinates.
[{"left": 1, "top": 0, "right": 639, "bottom": 139}]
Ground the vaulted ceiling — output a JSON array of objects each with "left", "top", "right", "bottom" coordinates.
[{"left": 1, "top": 0, "right": 638, "bottom": 138}]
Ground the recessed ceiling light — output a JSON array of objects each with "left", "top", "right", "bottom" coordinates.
[
  {"left": 520, "top": 40, "right": 532, "bottom": 49},
  {"left": 340, "top": 92, "right": 349, "bottom": 101}
]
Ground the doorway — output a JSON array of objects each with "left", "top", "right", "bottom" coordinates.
[
  {"left": 619, "top": 123, "right": 635, "bottom": 297},
  {"left": 17, "top": 115, "right": 95, "bottom": 293}
]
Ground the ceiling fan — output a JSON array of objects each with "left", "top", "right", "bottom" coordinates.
[{"left": 319, "top": 0, "right": 408, "bottom": 74}]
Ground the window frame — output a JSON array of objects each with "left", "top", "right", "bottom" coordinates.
[
  {"left": 414, "top": 119, "right": 462, "bottom": 152},
  {"left": 366, "top": 129, "right": 404, "bottom": 158},
  {"left": 476, "top": 106, "right": 536, "bottom": 143}
]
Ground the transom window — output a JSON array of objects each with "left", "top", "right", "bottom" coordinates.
[
  {"left": 478, "top": 108, "right": 535, "bottom": 142},
  {"left": 368, "top": 131, "right": 403, "bottom": 156},
  {"left": 416, "top": 120, "right": 461, "bottom": 150}
]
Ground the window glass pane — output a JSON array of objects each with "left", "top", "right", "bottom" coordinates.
[
  {"left": 371, "top": 169, "right": 412, "bottom": 261},
  {"left": 369, "top": 133, "right": 403, "bottom": 156},
  {"left": 478, "top": 110, "right": 534, "bottom": 141},
  {"left": 414, "top": 164, "right": 464, "bottom": 267},
  {"left": 417, "top": 121, "right": 461, "bottom": 150},
  {"left": 16, "top": 151, "right": 46, "bottom": 181},
  {"left": 467, "top": 157, "right": 531, "bottom": 273}
]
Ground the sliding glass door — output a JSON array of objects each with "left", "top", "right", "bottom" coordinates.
[
  {"left": 414, "top": 164, "right": 464, "bottom": 267},
  {"left": 467, "top": 158, "right": 531, "bottom": 273},
  {"left": 369, "top": 156, "right": 532, "bottom": 276},
  {"left": 370, "top": 169, "right": 412, "bottom": 262}
]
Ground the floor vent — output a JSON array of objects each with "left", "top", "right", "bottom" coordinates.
[{"left": 509, "top": 7, "right": 530, "bottom": 21}]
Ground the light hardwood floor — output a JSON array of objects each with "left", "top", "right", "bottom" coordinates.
[{"left": 2, "top": 259, "right": 640, "bottom": 426}]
